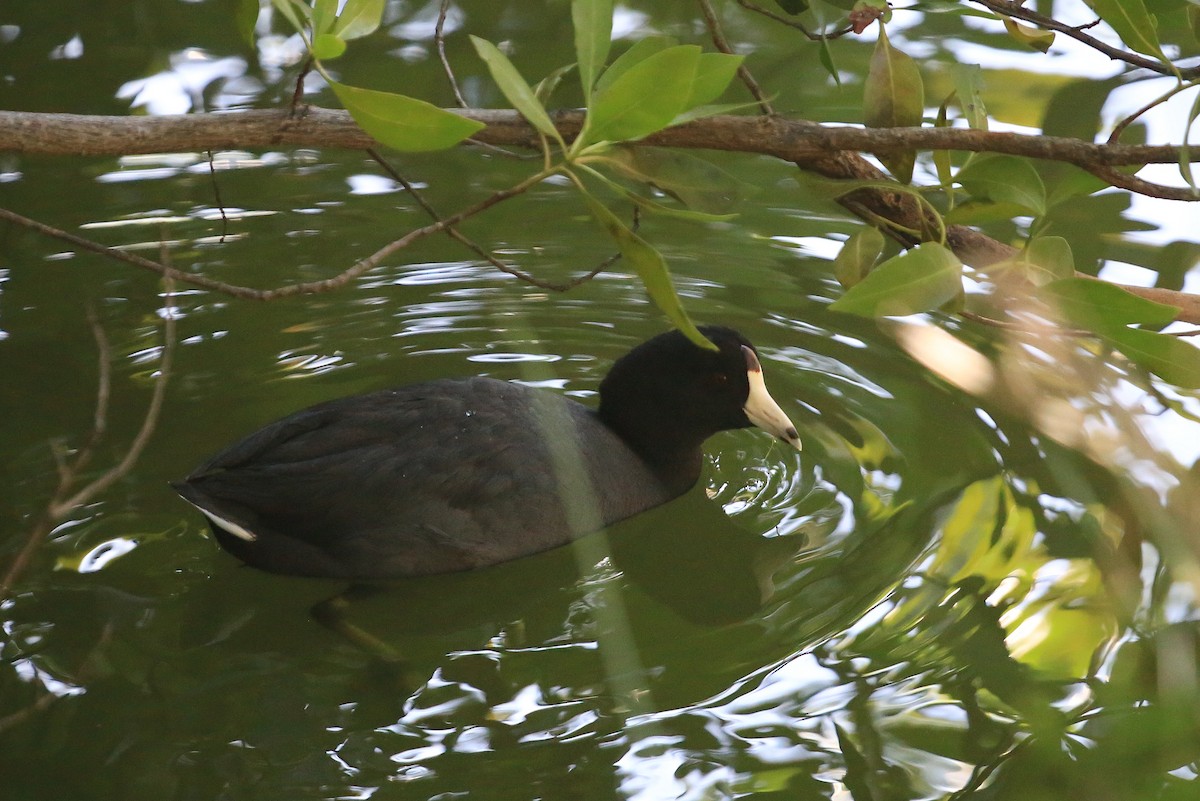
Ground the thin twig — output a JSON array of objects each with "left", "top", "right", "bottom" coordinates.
[
  {"left": 734, "top": 0, "right": 853, "bottom": 40},
  {"left": 1083, "top": 164, "right": 1200, "bottom": 201},
  {"left": 436, "top": 0, "right": 468, "bottom": 108},
  {"left": 289, "top": 57, "right": 313, "bottom": 116},
  {"left": 967, "top": 0, "right": 1200, "bottom": 79},
  {"left": 366, "top": 148, "right": 616, "bottom": 291},
  {"left": 697, "top": 0, "right": 774, "bottom": 115},
  {"left": 0, "top": 168, "right": 552, "bottom": 299},
  {"left": 205, "top": 150, "right": 230, "bottom": 243},
  {"left": 66, "top": 303, "right": 112, "bottom": 482}
]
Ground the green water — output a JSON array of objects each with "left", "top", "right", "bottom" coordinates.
[{"left": 3, "top": 2, "right": 1200, "bottom": 799}]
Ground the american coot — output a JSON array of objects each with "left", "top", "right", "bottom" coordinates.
[{"left": 173, "top": 326, "right": 801, "bottom": 579}]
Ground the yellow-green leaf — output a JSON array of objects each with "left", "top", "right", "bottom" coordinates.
[
  {"left": 573, "top": 0, "right": 613, "bottom": 100},
  {"left": 1040, "top": 277, "right": 1180, "bottom": 331},
  {"left": 585, "top": 45, "right": 700, "bottom": 145},
  {"left": 331, "top": 81, "right": 486, "bottom": 152},
  {"left": 333, "top": 0, "right": 385, "bottom": 40},
  {"left": 311, "top": 32, "right": 346, "bottom": 60},
  {"left": 236, "top": 0, "right": 260, "bottom": 47},
  {"left": 685, "top": 52, "right": 744, "bottom": 108},
  {"left": 863, "top": 26, "right": 924, "bottom": 183},
  {"left": 1090, "top": 0, "right": 1168, "bottom": 62},
  {"left": 1024, "top": 236, "right": 1074, "bottom": 284},
  {"left": 1099, "top": 326, "right": 1200, "bottom": 388},
  {"left": 470, "top": 36, "right": 564, "bottom": 148},
  {"left": 1002, "top": 17, "right": 1055, "bottom": 53},
  {"left": 312, "top": 0, "right": 338, "bottom": 35},
  {"left": 956, "top": 154, "right": 1046, "bottom": 217},
  {"left": 830, "top": 242, "right": 962, "bottom": 317},
  {"left": 834, "top": 227, "right": 886, "bottom": 289},
  {"left": 578, "top": 191, "right": 714, "bottom": 349}
]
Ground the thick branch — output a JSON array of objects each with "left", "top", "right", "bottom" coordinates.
[{"left": 0, "top": 108, "right": 1192, "bottom": 169}]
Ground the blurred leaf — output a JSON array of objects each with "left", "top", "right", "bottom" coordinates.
[
  {"left": 577, "top": 191, "right": 714, "bottom": 349},
  {"left": 333, "top": 0, "right": 385, "bottom": 40},
  {"left": 671, "top": 98, "right": 765, "bottom": 125},
  {"left": 1091, "top": 0, "right": 1169, "bottom": 61},
  {"left": 1190, "top": 3, "right": 1200, "bottom": 41},
  {"left": 776, "top": 0, "right": 810, "bottom": 12},
  {"left": 1024, "top": 236, "right": 1075, "bottom": 284},
  {"left": 311, "top": 32, "right": 346, "bottom": 60},
  {"left": 818, "top": 36, "right": 841, "bottom": 87},
  {"left": 585, "top": 45, "right": 700, "bottom": 144},
  {"left": 236, "top": 0, "right": 260, "bottom": 47},
  {"left": 573, "top": 0, "right": 613, "bottom": 101},
  {"left": 470, "top": 36, "right": 565, "bottom": 148},
  {"left": 534, "top": 63, "right": 577, "bottom": 105},
  {"left": 330, "top": 81, "right": 486, "bottom": 151},
  {"left": 951, "top": 63, "right": 988, "bottom": 129},
  {"left": 1002, "top": 16, "right": 1055, "bottom": 52},
  {"left": 945, "top": 199, "right": 1033, "bottom": 225},
  {"left": 834, "top": 227, "right": 886, "bottom": 289},
  {"left": 956, "top": 154, "right": 1046, "bottom": 216},
  {"left": 312, "top": 0, "right": 338, "bottom": 34},
  {"left": 1046, "top": 166, "right": 1110, "bottom": 207},
  {"left": 830, "top": 242, "right": 962, "bottom": 317},
  {"left": 934, "top": 102, "right": 953, "bottom": 188},
  {"left": 685, "top": 53, "right": 744, "bottom": 108},
  {"left": 1099, "top": 327, "right": 1200, "bottom": 388},
  {"left": 271, "top": 0, "right": 310, "bottom": 34},
  {"left": 605, "top": 147, "right": 750, "bottom": 214},
  {"left": 594, "top": 36, "right": 675, "bottom": 96},
  {"left": 835, "top": 724, "right": 878, "bottom": 801},
  {"left": 863, "top": 26, "right": 924, "bottom": 183},
  {"left": 1040, "top": 277, "right": 1180, "bottom": 330}
]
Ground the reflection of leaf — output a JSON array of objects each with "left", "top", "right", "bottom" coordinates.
[
  {"left": 863, "top": 26, "right": 924, "bottom": 183},
  {"left": 577, "top": 191, "right": 713, "bottom": 350},
  {"left": 330, "top": 82, "right": 486, "bottom": 152},
  {"left": 830, "top": 243, "right": 962, "bottom": 317},
  {"left": 606, "top": 147, "right": 750, "bottom": 214}
]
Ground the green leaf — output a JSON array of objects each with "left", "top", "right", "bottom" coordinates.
[
  {"left": 956, "top": 154, "right": 1046, "bottom": 216},
  {"left": 934, "top": 101, "right": 953, "bottom": 189},
  {"left": 829, "top": 242, "right": 962, "bottom": 317},
  {"left": 818, "top": 36, "right": 842, "bottom": 88},
  {"left": 312, "top": 0, "right": 338, "bottom": 34},
  {"left": 776, "top": 0, "right": 810, "bottom": 12},
  {"left": 333, "top": 0, "right": 385, "bottom": 40},
  {"left": 578, "top": 191, "right": 714, "bottom": 349},
  {"left": 1090, "top": 0, "right": 1168, "bottom": 61},
  {"left": 469, "top": 36, "right": 565, "bottom": 148},
  {"left": 1024, "top": 236, "right": 1075, "bottom": 284},
  {"left": 834, "top": 227, "right": 886, "bottom": 289},
  {"left": 330, "top": 81, "right": 486, "bottom": 152},
  {"left": 573, "top": 0, "right": 613, "bottom": 101},
  {"left": 951, "top": 63, "right": 987, "bottom": 129},
  {"left": 271, "top": 0, "right": 309, "bottom": 34},
  {"left": 534, "top": 63, "right": 577, "bottom": 105},
  {"left": 585, "top": 45, "right": 700, "bottom": 145},
  {"left": 311, "top": 32, "right": 347, "bottom": 60},
  {"left": 670, "top": 99, "right": 765, "bottom": 125},
  {"left": 236, "top": 0, "right": 260, "bottom": 47},
  {"left": 1100, "top": 327, "right": 1200, "bottom": 388},
  {"left": 1040, "top": 277, "right": 1180, "bottom": 331},
  {"left": 1002, "top": 16, "right": 1055, "bottom": 52},
  {"left": 594, "top": 36, "right": 675, "bottom": 96},
  {"left": 605, "top": 147, "right": 750, "bottom": 214},
  {"left": 863, "top": 26, "right": 924, "bottom": 183},
  {"left": 685, "top": 53, "right": 744, "bottom": 108}
]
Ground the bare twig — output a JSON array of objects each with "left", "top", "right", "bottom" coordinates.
[
  {"left": 697, "top": 0, "right": 774, "bottom": 115},
  {"left": 967, "top": 0, "right": 1200, "bottom": 79},
  {"left": 1108, "top": 81, "right": 1194, "bottom": 145},
  {"left": 205, "top": 150, "right": 230, "bottom": 243},
  {"left": 366, "top": 149, "right": 616, "bottom": 291},
  {"left": 1082, "top": 164, "right": 1200, "bottom": 202},
  {"left": 436, "top": 0, "right": 468, "bottom": 108},
  {"left": 734, "top": 0, "right": 854, "bottom": 40}
]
